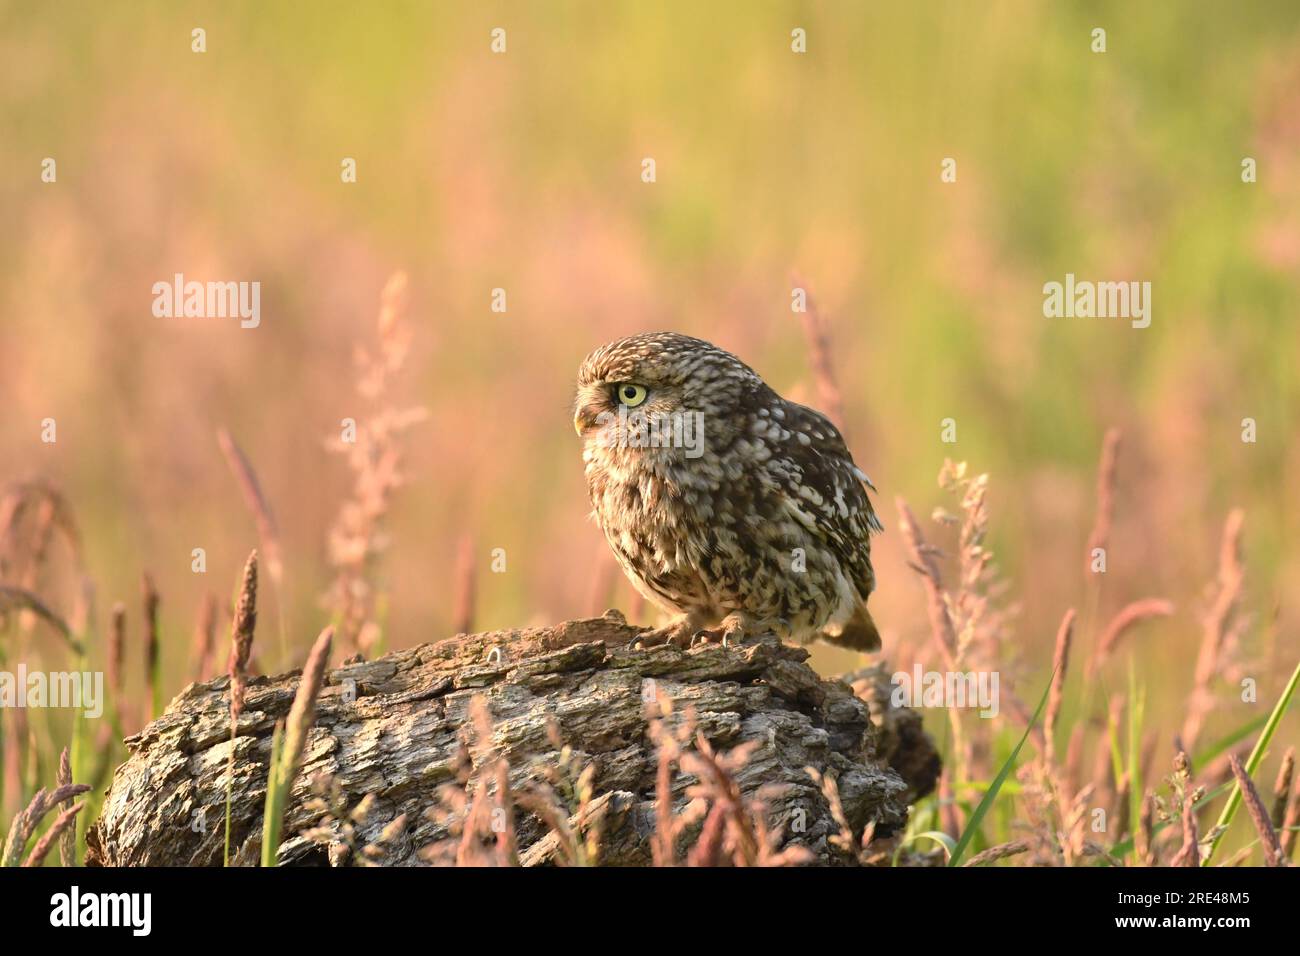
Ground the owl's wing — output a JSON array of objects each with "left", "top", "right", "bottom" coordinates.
[{"left": 778, "top": 400, "right": 882, "bottom": 601}]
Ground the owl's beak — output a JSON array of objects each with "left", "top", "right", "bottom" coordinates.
[{"left": 574, "top": 405, "right": 599, "bottom": 437}]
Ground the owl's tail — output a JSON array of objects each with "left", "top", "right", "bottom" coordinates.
[{"left": 824, "top": 602, "right": 882, "bottom": 652}]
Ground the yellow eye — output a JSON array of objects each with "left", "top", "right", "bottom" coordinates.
[{"left": 614, "top": 383, "right": 648, "bottom": 407}]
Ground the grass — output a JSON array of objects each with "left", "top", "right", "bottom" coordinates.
[
  {"left": 1204, "top": 656, "right": 1300, "bottom": 864},
  {"left": 224, "top": 549, "right": 258, "bottom": 867},
  {"left": 260, "top": 626, "right": 332, "bottom": 866},
  {"left": 1, "top": 0, "right": 1298, "bottom": 868},
  {"left": 1, "top": 276, "right": 1296, "bottom": 869},
  {"left": 949, "top": 667, "right": 1054, "bottom": 866},
  {"left": 2, "top": 475, "right": 1297, "bottom": 866}
]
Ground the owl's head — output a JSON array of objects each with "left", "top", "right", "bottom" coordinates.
[{"left": 573, "top": 332, "right": 764, "bottom": 458}]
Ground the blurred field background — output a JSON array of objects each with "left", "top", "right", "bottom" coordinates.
[{"left": 1, "top": 1, "right": 1298, "bottom": 862}]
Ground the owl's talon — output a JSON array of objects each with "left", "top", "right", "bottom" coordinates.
[
  {"left": 714, "top": 613, "right": 761, "bottom": 648},
  {"left": 631, "top": 616, "right": 713, "bottom": 649},
  {"left": 689, "top": 627, "right": 728, "bottom": 648}
]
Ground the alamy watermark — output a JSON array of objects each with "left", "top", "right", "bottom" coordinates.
[
  {"left": 1042, "top": 273, "right": 1151, "bottom": 329},
  {"left": 152, "top": 273, "right": 260, "bottom": 328},
  {"left": 0, "top": 664, "right": 103, "bottom": 718},
  {"left": 594, "top": 406, "right": 705, "bottom": 459},
  {"left": 50, "top": 886, "right": 151, "bottom": 936},
  {"left": 891, "top": 663, "right": 1000, "bottom": 718}
]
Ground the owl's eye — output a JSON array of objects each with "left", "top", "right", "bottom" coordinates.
[{"left": 614, "top": 383, "right": 648, "bottom": 408}]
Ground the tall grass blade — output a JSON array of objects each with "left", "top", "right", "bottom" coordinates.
[
  {"left": 260, "top": 721, "right": 285, "bottom": 868},
  {"left": 949, "top": 666, "right": 1055, "bottom": 866},
  {"left": 1192, "top": 714, "right": 1267, "bottom": 769},
  {"left": 1203, "top": 656, "right": 1300, "bottom": 864},
  {"left": 1127, "top": 661, "right": 1144, "bottom": 864}
]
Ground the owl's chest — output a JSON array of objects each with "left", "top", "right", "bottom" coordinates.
[
  {"left": 591, "top": 466, "right": 703, "bottom": 541},
  {"left": 587, "top": 451, "right": 784, "bottom": 579},
  {"left": 587, "top": 452, "right": 712, "bottom": 549},
  {"left": 587, "top": 471, "right": 717, "bottom": 612}
]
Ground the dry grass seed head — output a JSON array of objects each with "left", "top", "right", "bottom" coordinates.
[
  {"left": 1228, "top": 755, "right": 1285, "bottom": 867},
  {"left": 227, "top": 549, "right": 259, "bottom": 722}
]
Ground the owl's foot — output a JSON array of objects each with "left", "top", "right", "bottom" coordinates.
[
  {"left": 631, "top": 612, "right": 773, "bottom": 650},
  {"left": 629, "top": 615, "right": 707, "bottom": 650},
  {"left": 689, "top": 612, "right": 760, "bottom": 648}
]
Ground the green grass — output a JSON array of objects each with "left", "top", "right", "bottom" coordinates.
[
  {"left": 949, "top": 668, "right": 1055, "bottom": 867},
  {"left": 260, "top": 721, "right": 286, "bottom": 867},
  {"left": 1203, "top": 656, "right": 1300, "bottom": 864}
]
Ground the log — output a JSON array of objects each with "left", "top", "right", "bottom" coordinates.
[{"left": 85, "top": 611, "right": 938, "bottom": 866}]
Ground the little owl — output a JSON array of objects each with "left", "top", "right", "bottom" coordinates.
[{"left": 574, "top": 332, "right": 882, "bottom": 651}]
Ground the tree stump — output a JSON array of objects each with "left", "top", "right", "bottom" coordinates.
[{"left": 86, "top": 611, "right": 938, "bottom": 866}]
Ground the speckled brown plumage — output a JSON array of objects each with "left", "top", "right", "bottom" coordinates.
[{"left": 574, "top": 332, "right": 882, "bottom": 651}]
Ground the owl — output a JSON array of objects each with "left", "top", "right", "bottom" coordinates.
[{"left": 574, "top": 332, "right": 882, "bottom": 651}]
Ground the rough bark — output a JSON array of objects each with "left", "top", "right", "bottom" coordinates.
[{"left": 86, "top": 611, "right": 938, "bottom": 866}]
